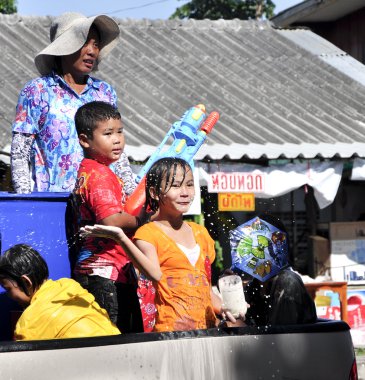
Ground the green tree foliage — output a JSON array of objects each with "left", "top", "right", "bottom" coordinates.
[
  {"left": 170, "top": 0, "right": 275, "bottom": 20},
  {"left": 0, "top": 0, "right": 17, "bottom": 14}
]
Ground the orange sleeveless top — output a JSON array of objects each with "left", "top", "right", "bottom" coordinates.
[{"left": 134, "top": 222, "right": 216, "bottom": 332}]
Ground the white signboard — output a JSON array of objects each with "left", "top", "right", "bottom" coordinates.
[
  {"left": 330, "top": 222, "right": 365, "bottom": 282},
  {"left": 331, "top": 240, "right": 365, "bottom": 282},
  {"left": 201, "top": 161, "right": 343, "bottom": 209},
  {"left": 207, "top": 172, "right": 265, "bottom": 193}
]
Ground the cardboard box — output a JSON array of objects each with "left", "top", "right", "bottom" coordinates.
[
  {"left": 308, "top": 235, "right": 330, "bottom": 277},
  {"left": 330, "top": 222, "right": 365, "bottom": 282},
  {"left": 330, "top": 222, "right": 365, "bottom": 240}
]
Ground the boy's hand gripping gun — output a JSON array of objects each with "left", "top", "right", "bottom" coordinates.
[{"left": 125, "top": 104, "right": 219, "bottom": 216}]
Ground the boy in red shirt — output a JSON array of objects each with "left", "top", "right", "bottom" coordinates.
[{"left": 72, "top": 101, "right": 144, "bottom": 333}]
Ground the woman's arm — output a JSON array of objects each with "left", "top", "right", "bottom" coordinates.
[
  {"left": 11, "top": 133, "right": 33, "bottom": 193},
  {"left": 113, "top": 152, "right": 136, "bottom": 196},
  {"left": 80, "top": 224, "right": 162, "bottom": 281}
]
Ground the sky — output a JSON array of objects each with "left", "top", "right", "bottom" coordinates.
[{"left": 16, "top": 0, "right": 303, "bottom": 19}]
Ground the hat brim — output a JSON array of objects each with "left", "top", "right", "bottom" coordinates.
[{"left": 34, "top": 15, "right": 120, "bottom": 76}]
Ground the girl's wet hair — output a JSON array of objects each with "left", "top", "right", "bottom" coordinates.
[
  {"left": 146, "top": 157, "right": 192, "bottom": 212},
  {"left": 0, "top": 244, "right": 49, "bottom": 296}
]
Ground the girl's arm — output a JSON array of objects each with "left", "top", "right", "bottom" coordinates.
[
  {"left": 80, "top": 224, "right": 162, "bottom": 281},
  {"left": 211, "top": 287, "right": 247, "bottom": 327},
  {"left": 101, "top": 212, "right": 141, "bottom": 231},
  {"left": 210, "top": 287, "right": 223, "bottom": 315}
]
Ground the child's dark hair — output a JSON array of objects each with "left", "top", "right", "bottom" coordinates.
[
  {"left": 75, "top": 101, "right": 121, "bottom": 139},
  {"left": 0, "top": 244, "right": 49, "bottom": 296},
  {"left": 146, "top": 157, "right": 192, "bottom": 212},
  {"left": 258, "top": 213, "right": 287, "bottom": 236}
]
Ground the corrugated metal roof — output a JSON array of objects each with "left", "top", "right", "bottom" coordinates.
[
  {"left": 1, "top": 15, "right": 365, "bottom": 164},
  {"left": 276, "top": 27, "right": 365, "bottom": 87}
]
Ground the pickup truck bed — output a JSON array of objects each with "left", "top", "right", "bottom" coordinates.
[{"left": 0, "top": 319, "right": 357, "bottom": 380}]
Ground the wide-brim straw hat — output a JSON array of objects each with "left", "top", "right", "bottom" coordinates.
[{"left": 34, "top": 12, "right": 120, "bottom": 76}]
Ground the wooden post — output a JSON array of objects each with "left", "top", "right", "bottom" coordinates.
[{"left": 305, "top": 186, "right": 318, "bottom": 278}]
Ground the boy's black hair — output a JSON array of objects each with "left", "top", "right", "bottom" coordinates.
[
  {"left": 75, "top": 101, "right": 121, "bottom": 139},
  {"left": 0, "top": 244, "right": 49, "bottom": 296},
  {"left": 146, "top": 157, "right": 192, "bottom": 212}
]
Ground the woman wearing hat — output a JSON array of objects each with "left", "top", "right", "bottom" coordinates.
[{"left": 10, "top": 12, "right": 135, "bottom": 194}]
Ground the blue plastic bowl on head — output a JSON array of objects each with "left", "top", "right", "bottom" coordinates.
[{"left": 229, "top": 216, "right": 288, "bottom": 282}]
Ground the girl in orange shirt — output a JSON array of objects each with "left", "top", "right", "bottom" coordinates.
[{"left": 80, "top": 157, "right": 242, "bottom": 332}]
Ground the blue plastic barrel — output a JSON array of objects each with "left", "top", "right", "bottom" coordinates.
[
  {"left": 0, "top": 192, "right": 72, "bottom": 340},
  {"left": 0, "top": 192, "right": 72, "bottom": 279}
]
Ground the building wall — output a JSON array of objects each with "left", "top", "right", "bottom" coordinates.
[
  {"left": 203, "top": 174, "right": 365, "bottom": 282},
  {"left": 294, "top": 7, "right": 365, "bottom": 64}
]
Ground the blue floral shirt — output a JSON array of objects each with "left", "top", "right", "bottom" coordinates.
[{"left": 12, "top": 72, "right": 117, "bottom": 192}]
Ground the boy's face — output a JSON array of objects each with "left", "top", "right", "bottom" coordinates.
[
  {"left": 0, "top": 278, "right": 31, "bottom": 307},
  {"left": 82, "top": 118, "right": 125, "bottom": 165}
]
